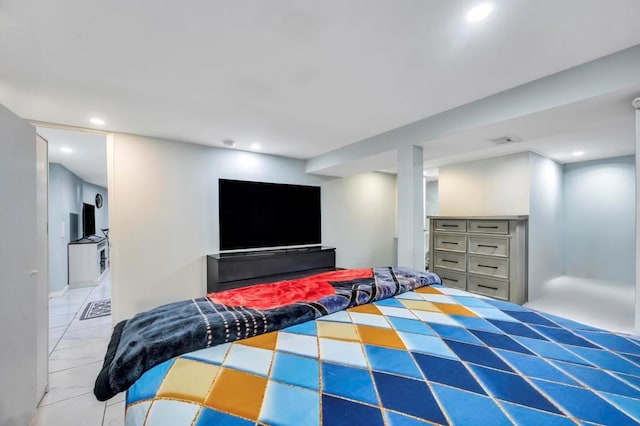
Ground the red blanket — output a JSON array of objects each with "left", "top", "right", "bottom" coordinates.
[{"left": 207, "top": 268, "right": 373, "bottom": 310}]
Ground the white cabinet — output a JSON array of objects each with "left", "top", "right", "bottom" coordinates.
[
  {"left": 68, "top": 237, "right": 109, "bottom": 287},
  {"left": 429, "top": 216, "right": 528, "bottom": 305}
]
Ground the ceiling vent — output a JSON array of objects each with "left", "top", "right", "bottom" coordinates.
[
  {"left": 222, "top": 139, "right": 236, "bottom": 147},
  {"left": 489, "top": 135, "right": 522, "bottom": 145}
]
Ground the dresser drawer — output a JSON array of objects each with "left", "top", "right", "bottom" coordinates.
[
  {"left": 434, "top": 233, "right": 467, "bottom": 252},
  {"left": 468, "top": 275, "right": 509, "bottom": 300},
  {"left": 434, "top": 251, "right": 466, "bottom": 272},
  {"left": 468, "top": 236, "right": 509, "bottom": 257},
  {"left": 434, "top": 219, "right": 467, "bottom": 232},
  {"left": 469, "top": 220, "right": 508, "bottom": 234},
  {"left": 435, "top": 268, "right": 466, "bottom": 290},
  {"left": 468, "top": 255, "right": 508, "bottom": 279}
]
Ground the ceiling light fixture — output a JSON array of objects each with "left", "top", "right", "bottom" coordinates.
[
  {"left": 60, "top": 147, "right": 73, "bottom": 154},
  {"left": 250, "top": 143, "right": 261, "bottom": 150},
  {"left": 222, "top": 139, "right": 236, "bottom": 147},
  {"left": 466, "top": 3, "right": 493, "bottom": 22},
  {"left": 90, "top": 117, "right": 106, "bottom": 126},
  {"left": 572, "top": 151, "right": 584, "bottom": 157}
]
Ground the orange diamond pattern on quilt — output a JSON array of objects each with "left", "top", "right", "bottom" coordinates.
[
  {"left": 348, "top": 303, "right": 383, "bottom": 315},
  {"left": 235, "top": 331, "right": 278, "bottom": 351},
  {"left": 356, "top": 325, "right": 406, "bottom": 350},
  {"left": 432, "top": 302, "right": 476, "bottom": 317},
  {"left": 414, "top": 286, "right": 443, "bottom": 294},
  {"left": 205, "top": 367, "right": 268, "bottom": 420}
]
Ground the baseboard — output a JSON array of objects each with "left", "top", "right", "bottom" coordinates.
[
  {"left": 49, "top": 285, "right": 69, "bottom": 298},
  {"left": 69, "top": 267, "right": 109, "bottom": 289}
]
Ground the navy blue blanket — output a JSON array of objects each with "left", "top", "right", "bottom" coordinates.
[{"left": 94, "top": 267, "right": 440, "bottom": 400}]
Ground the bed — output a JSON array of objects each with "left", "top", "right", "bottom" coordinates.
[{"left": 96, "top": 268, "right": 640, "bottom": 425}]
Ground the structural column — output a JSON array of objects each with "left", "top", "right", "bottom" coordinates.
[
  {"left": 634, "top": 97, "right": 640, "bottom": 333},
  {"left": 397, "top": 145, "right": 425, "bottom": 270}
]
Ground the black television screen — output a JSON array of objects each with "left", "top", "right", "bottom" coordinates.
[
  {"left": 219, "top": 179, "right": 321, "bottom": 250},
  {"left": 82, "top": 203, "right": 96, "bottom": 237}
]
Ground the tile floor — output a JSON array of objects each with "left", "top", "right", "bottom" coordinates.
[
  {"left": 525, "top": 275, "right": 635, "bottom": 335},
  {"left": 30, "top": 273, "right": 124, "bottom": 426}
]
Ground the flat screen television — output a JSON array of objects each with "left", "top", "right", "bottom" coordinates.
[
  {"left": 82, "top": 203, "right": 96, "bottom": 237},
  {"left": 219, "top": 179, "right": 321, "bottom": 250}
]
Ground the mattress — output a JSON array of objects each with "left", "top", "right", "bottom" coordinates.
[{"left": 124, "top": 284, "right": 640, "bottom": 425}]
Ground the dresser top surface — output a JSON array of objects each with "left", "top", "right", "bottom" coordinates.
[{"left": 428, "top": 215, "right": 528, "bottom": 221}]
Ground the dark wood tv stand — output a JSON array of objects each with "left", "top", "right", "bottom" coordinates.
[{"left": 207, "top": 246, "right": 336, "bottom": 292}]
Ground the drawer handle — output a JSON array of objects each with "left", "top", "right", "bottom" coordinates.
[
  {"left": 477, "top": 284, "right": 499, "bottom": 290},
  {"left": 444, "top": 278, "right": 459, "bottom": 283},
  {"left": 442, "top": 259, "right": 458, "bottom": 264},
  {"left": 477, "top": 225, "right": 499, "bottom": 229},
  {"left": 442, "top": 241, "right": 459, "bottom": 245},
  {"left": 478, "top": 244, "right": 498, "bottom": 248},
  {"left": 478, "top": 264, "right": 498, "bottom": 269},
  {"left": 441, "top": 224, "right": 459, "bottom": 228}
]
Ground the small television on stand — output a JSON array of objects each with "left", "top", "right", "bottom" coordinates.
[{"left": 82, "top": 203, "right": 96, "bottom": 238}]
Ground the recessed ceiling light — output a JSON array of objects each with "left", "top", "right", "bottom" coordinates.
[
  {"left": 250, "top": 143, "right": 261, "bottom": 150},
  {"left": 467, "top": 3, "right": 493, "bottom": 22},
  {"left": 60, "top": 147, "right": 73, "bottom": 154},
  {"left": 573, "top": 151, "right": 584, "bottom": 157},
  {"left": 90, "top": 117, "right": 105, "bottom": 126}
]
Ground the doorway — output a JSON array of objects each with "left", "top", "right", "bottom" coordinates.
[{"left": 35, "top": 126, "right": 115, "bottom": 413}]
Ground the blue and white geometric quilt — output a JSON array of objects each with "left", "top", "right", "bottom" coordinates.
[{"left": 125, "top": 285, "right": 640, "bottom": 425}]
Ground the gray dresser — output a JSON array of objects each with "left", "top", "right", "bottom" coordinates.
[{"left": 428, "top": 216, "right": 528, "bottom": 305}]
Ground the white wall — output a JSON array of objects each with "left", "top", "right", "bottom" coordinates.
[
  {"left": 108, "top": 134, "right": 397, "bottom": 322},
  {"left": 424, "top": 180, "right": 438, "bottom": 258},
  {"left": 439, "top": 153, "right": 531, "bottom": 216},
  {"left": 425, "top": 180, "right": 439, "bottom": 219},
  {"left": 436, "top": 152, "right": 566, "bottom": 302},
  {"left": 436, "top": 151, "right": 636, "bottom": 302},
  {"left": 322, "top": 172, "right": 396, "bottom": 268},
  {"left": 0, "top": 103, "right": 39, "bottom": 426},
  {"left": 529, "top": 154, "right": 564, "bottom": 300},
  {"left": 635, "top": 105, "right": 640, "bottom": 333},
  {"left": 564, "top": 155, "right": 635, "bottom": 283},
  {"left": 397, "top": 145, "right": 425, "bottom": 270}
]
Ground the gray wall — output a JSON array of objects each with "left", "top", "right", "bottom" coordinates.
[
  {"left": 529, "top": 154, "right": 564, "bottom": 300},
  {"left": 564, "top": 155, "right": 635, "bottom": 283},
  {"left": 0, "top": 103, "right": 39, "bottom": 425},
  {"left": 322, "top": 173, "right": 397, "bottom": 268},
  {"left": 48, "top": 163, "right": 82, "bottom": 293},
  {"left": 48, "top": 163, "right": 109, "bottom": 293}
]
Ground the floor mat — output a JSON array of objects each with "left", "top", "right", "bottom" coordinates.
[{"left": 79, "top": 299, "right": 111, "bottom": 320}]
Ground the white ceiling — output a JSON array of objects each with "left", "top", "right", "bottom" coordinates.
[
  {"left": 1, "top": 0, "right": 640, "bottom": 161},
  {"left": 365, "top": 87, "right": 638, "bottom": 178},
  {"left": 420, "top": 87, "right": 638, "bottom": 168},
  {"left": 38, "top": 127, "right": 107, "bottom": 187}
]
